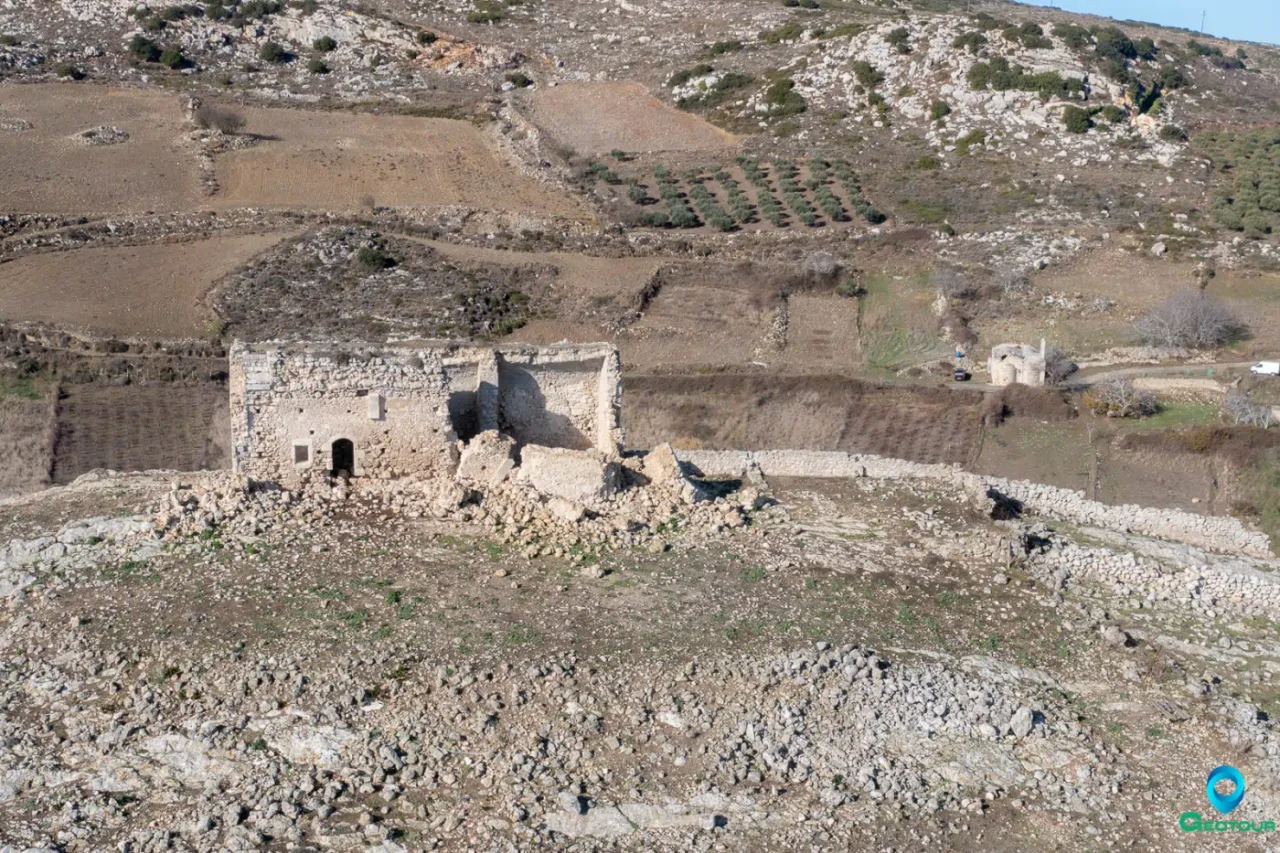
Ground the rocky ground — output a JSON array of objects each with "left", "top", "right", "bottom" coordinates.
[{"left": 2, "top": 463, "right": 1279, "bottom": 851}]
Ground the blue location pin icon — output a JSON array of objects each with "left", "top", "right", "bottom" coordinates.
[{"left": 1206, "top": 765, "right": 1246, "bottom": 814}]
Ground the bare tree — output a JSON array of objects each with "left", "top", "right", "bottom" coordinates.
[
  {"left": 1043, "top": 345, "right": 1077, "bottom": 386},
  {"left": 935, "top": 265, "right": 981, "bottom": 300},
  {"left": 993, "top": 267, "right": 1031, "bottom": 297},
  {"left": 1134, "top": 290, "right": 1243, "bottom": 349},
  {"left": 193, "top": 103, "right": 247, "bottom": 135},
  {"left": 1223, "top": 393, "right": 1275, "bottom": 428},
  {"left": 801, "top": 251, "right": 842, "bottom": 287},
  {"left": 1084, "top": 379, "right": 1159, "bottom": 418}
]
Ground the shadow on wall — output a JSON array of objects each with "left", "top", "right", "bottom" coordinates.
[{"left": 498, "top": 362, "right": 593, "bottom": 450}]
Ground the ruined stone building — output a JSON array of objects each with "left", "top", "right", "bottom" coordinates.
[
  {"left": 988, "top": 340, "right": 1047, "bottom": 387},
  {"left": 229, "top": 341, "right": 622, "bottom": 486}
]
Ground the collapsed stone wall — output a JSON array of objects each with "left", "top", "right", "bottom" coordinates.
[
  {"left": 675, "top": 448, "right": 1273, "bottom": 559},
  {"left": 230, "top": 341, "right": 621, "bottom": 488}
]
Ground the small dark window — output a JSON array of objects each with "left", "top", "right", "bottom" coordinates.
[{"left": 294, "top": 444, "right": 310, "bottom": 464}]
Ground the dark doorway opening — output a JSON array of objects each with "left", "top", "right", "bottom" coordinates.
[{"left": 331, "top": 438, "right": 355, "bottom": 477}]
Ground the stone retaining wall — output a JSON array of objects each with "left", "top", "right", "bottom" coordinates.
[
  {"left": 675, "top": 449, "right": 1273, "bottom": 559},
  {"left": 1031, "top": 541, "right": 1280, "bottom": 618}
]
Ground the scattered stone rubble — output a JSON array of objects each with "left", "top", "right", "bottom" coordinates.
[
  {"left": 0, "top": 624, "right": 1119, "bottom": 850},
  {"left": 4, "top": 443, "right": 1280, "bottom": 848},
  {"left": 679, "top": 448, "right": 1273, "bottom": 558}
]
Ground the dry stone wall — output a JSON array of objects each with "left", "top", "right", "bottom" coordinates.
[
  {"left": 231, "top": 341, "right": 621, "bottom": 488},
  {"left": 675, "top": 449, "right": 1273, "bottom": 559}
]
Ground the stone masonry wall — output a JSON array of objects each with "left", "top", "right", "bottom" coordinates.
[
  {"left": 675, "top": 448, "right": 1273, "bottom": 559},
  {"left": 231, "top": 341, "right": 622, "bottom": 488}
]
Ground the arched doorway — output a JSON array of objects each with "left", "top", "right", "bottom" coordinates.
[{"left": 331, "top": 438, "right": 355, "bottom": 478}]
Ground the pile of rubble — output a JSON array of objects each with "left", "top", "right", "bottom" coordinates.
[{"left": 149, "top": 435, "right": 769, "bottom": 559}]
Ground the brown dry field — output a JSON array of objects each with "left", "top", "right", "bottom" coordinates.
[
  {"left": 0, "top": 234, "right": 287, "bottom": 338},
  {"left": 775, "top": 294, "right": 863, "bottom": 371},
  {"left": 623, "top": 284, "right": 773, "bottom": 369},
  {"left": 624, "top": 373, "right": 982, "bottom": 465},
  {"left": 52, "top": 383, "right": 229, "bottom": 484},
  {"left": 0, "top": 83, "right": 203, "bottom": 215},
  {"left": 211, "top": 106, "right": 592, "bottom": 218},
  {"left": 987, "top": 246, "right": 1280, "bottom": 358},
  {"left": 524, "top": 82, "right": 738, "bottom": 155}
]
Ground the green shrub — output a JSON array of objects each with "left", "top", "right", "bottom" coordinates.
[
  {"left": 706, "top": 40, "right": 742, "bottom": 57},
  {"left": 966, "top": 62, "right": 991, "bottom": 90},
  {"left": 954, "top": 129, "right": 987, "bottom": 155},
  {"left": 1158, "top": 65, "right": 1188, "bottom": 90},
  {"left": 952, "top": 32, "right": 987, "bottom": 54},
  {"left": 929, "top": 100, "right": 951, "bottom": 121},
  {"left": 466, "top": 3, "right": 505, "bottom": 23},
  {"left": 1134, "top": 37, "right": 1157, "bottom": 59},
  {"left": 55, "top": 63, "right": 85, "bottom": 80},
  {"left": 307, "top": 57, "right": 329, "bottom": 74},
  {"left": 971, "top": 12, "right": 1006, "bottom": 32},
  {"left": 1053, "top": 22, "right": 1091, "bottom": 50},
  {"left": 759, "top": 21, "right": 803, "bottom": 44},
  {"left": 356, "top": 247, "right": 396, "bottom": 269},
  {"left": 641, "top": 211, "right": 670, "bottom": 227},
  {"left": 667, "top": 64, "right": 713, "bottom": 87},
  {"left": 313, "top": 36, "right": 337, "bottom": 52},
  {"left": 915, "top": 154, "right": 939, "bottom": 170},
  {"left": 886, "top": 27, "right": 911, "bottom": 54},
  {"left": 1093, "top": 26, "right": 1137, "bottom": 61},
  {"left": 159, "top": 46, "right": 187, "bottom": 69},
  {"left": 1159, "top": 124, "right": 1188, "bottom": 142},
  {"left": 764, "top": 77, "right": 806, "bottom": 116},
  {"left": 627, "top": 184, "right": 648, "bottom": 203},
  {"left": 505, "top": 71, "right": 533, "bottom": 88},
  {"left": 143, "top": 16, "right": 167, "bottom": 32},
  {"left": 1099, "top": 104, "right": 1127, "bottom": 123},
  {"left": 232, "top": 0, "right": 282, "bottom": 23},
  {"left": 0, "top": 35, "right": 20, "bottom": 46},
  {"left": 819, "top": 23, "right": 864, "bottom": 40},
  {"left": 1210, "top": 54, "right": 1246, "bottom": 71},
  {"left": 259, "top": 41, "right": 288, "bottom": 63},
  {"left": 851, "top": 60, "right": 883, "bottom": 90},
  {"left": 967, "top": 58, "right": 1084, "bottom": 100},
  {"left": 417, "top": 30, "right": 438, "bottom": 44},
  {"left": 128, "top": 35, "right": 162, "bottom": 62},
  {"left": 1062, "top": 105, "right": 1092, "bottom": 133},
  {"left": 1186, "top": 38, "right": 1218, "bottom": 57}
]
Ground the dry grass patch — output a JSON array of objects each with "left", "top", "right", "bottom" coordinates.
[
  {"left": 0, "top": 378, "right": 56, "bottom": 499},
  {"left": 0, "top": 234, "right": 287, "bottom": 338}
]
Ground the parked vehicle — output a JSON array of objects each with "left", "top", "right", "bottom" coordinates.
[
  {"left": 1251, "top": 361, "right": 1280, "bottom": 376},
  {"left": 953, "top": 367, "right": 969, "bottom": 382}
]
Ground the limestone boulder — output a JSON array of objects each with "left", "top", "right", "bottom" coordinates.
[
  {"left": 643, "top": 443, "right": 684, "bottom": 484},
  {"left": 455, "top": 430, "right": 516, "bottom": 486},
  {"left": 518, "top": 445, "right": 621, "bottom": 503}
]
